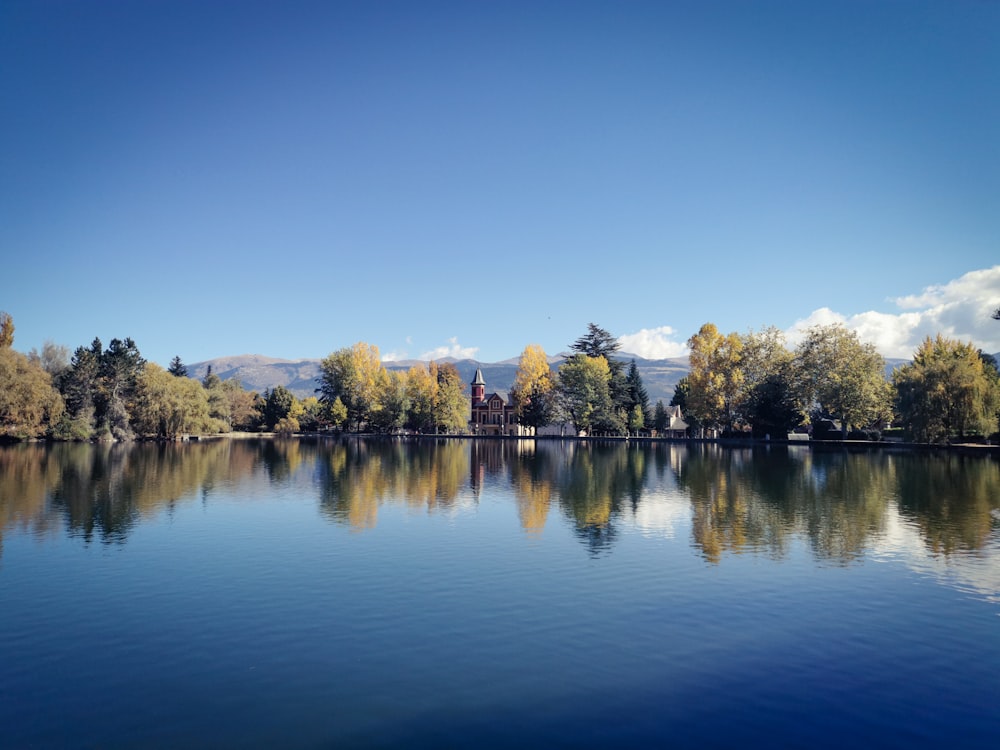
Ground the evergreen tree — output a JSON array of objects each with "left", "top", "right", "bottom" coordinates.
[
  {"left": 59, "top": 339, "right": 103, "bottom": 438},
  {"left": 263, "top": 385, "right": 295, "bottom": 431},
  {"left": 653, "top": 400, "right": 668, "bottom": 432},
  {"left": 97, "top": 338, "right": 145, "bottom": 440},
  {"left": 570, "top": 323, "right": 620, "bottom": 359},
  {"left": 168, "top": 355, "right": 188, "bottom": 377},
  {"left": 569, "top": 323, "right": 628, "bottom": 427},
  {"left": 625, "top": 359, "right": 651, "bottom": 427}
]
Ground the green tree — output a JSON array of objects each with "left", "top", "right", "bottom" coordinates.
[
  {"left": 319, "top": 342, "right": 389, "bottom": 431},
  {"left": 327, "top": 396, "right": 348, "bottom": 431},
  {"left": 744, "top": 370, "right": 802, "bottom": 438},
  {"left": 738, "top": 327, "right": 800, "bottom": 437},
  {"left": 653, "top": 400, "right": 669, "bottom": 432},
  {"left": 893, "top": 335, "right": 1000, "bottom": 443},
  {"left": 624, "top": 359, "right": 651, "bottom": 427},
  {"left": 510, "top": 344, "right": 556, "bottom": 429},
  {"left": 59, "top": 339, "right": 103, "bottom": 439},
  {"left": 297, "top": 396, "right": 325, "bottom": 432},
  {"left": 570, "top": 323, "right": 628, "bottom": 414},
  {"left": 167, "top": 356, "right": 188, "bottom": 377},
  {"left": 98, "top": 337, "right": 145, "bottom": 440},
  {"left": 670, "top": 377, "right": 689, "bottom": 410},
  {"left": 263, "top": 385, "right": 296, "bottom": 431},
  {"left": 628, "top": 404, "right": 645, "bottom": 433},
  {"left": 670, "top": 377, "right": 700, "bottom": 436},
  {"left": 557, "top": 354, "right": 620, "bottom": 435},
  {"left": 795, "top": 324, "right": 891, "bottom": 438}
]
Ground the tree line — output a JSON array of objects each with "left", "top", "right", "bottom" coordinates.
[
  {"left": 1, "top": 311, "right": 998, "bottom": 444},
  {"left": 671, "top": 322, "right": 1000, "bottom": 443}
]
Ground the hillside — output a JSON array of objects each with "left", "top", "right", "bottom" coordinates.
[
  {"left": 187, "top": 353, "right": 946, "bottom": 407},
  {"left": 188, "top": 352, "right": 691, "bottom": 405}
]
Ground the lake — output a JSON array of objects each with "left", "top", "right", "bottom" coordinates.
[{"left": 1, "top": 438, "right": 998, "bottom": 749}]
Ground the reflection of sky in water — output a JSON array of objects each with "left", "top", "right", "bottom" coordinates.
[
  {"left": 626, "top": 490, "right": 692, "bottom": 540},
  {"left": 872, "top": 507, "right": 1000, "bottom": 604}
]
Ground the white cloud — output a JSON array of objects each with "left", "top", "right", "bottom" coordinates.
[
  {"left": 617, "top": 326, "right": 689, "bottom": 359},
  {"left": 786, "top": 266, "right": 1000, "bottom": 358},
  {"left": 419, "top": 337, "right": 480, "bottom": 361},
  {"left": 381, "top": 350, "right": 408, "bottom": 362}
]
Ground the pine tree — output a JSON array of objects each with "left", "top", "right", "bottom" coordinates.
[
  {"left": 168, "top": 355, "right": 188, "bottom": 377},
  {"left": 625, "top": 359, "right": 651, "bottom": 426}
]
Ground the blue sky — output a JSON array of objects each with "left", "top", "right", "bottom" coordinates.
[{"left": 3, "top": 0, "right": 998, "bottom": 366}]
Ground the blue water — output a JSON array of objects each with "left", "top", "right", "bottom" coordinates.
[{"left": 1, "top": 439, "right": 998, "bottom": 748}]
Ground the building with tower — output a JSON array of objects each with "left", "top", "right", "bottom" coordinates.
[{"left": 469, "top": 367, "right": 526, "bottom": 435}]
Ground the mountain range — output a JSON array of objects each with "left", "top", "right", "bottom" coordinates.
[
  {"left": 188, "top": 352, "right": 693, "bottom": 405},
  {"left": 188, "top": 351, "right": 957, "bottom": 406}
]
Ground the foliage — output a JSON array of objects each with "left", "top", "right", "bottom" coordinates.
[
  {"left": 570, "top": 323, "right": 620, "bottom": 359},
  {"left": 686, "top": 323, "right": 744, "bottom": 432},
  {"left": 57, "top": 337, "right": 146, "bottom": 440},
  {"left": 624, "top": 359, "right": 651, "bottom": 428},
  {"left": 369, "top": 370, "right": 409, "bottom": 434},
  {"left": 319, "top": 342, "right": 389, "bottom": 432},
  {"left": 653, "top": 400, "right": 668, "bottom": 432},
  {"left": 893, "top": 335, "right": 1000, "bottom": 443},
  {"left": 0, "top": 311, "right": 14, "bottom": 348},
  {"left": 222, "top": 379, "right": 262, "bottom": 432},
  {"left": 133, "top": 363, "right": 221, "bottom": 438},
  {"left": 263, "top": 385, "right": 297, "bottom": 431},
  {"left": 432, "top": 362, "right": 468, "bottom": 433},
  {"left": 556, "top": 354, "right": 620, "bottom": 435},
  {"left": 670, "top": 377, "right": 689, "bottom": 410},
  {"left": 404, "top": 365, "right": 436, "bottom": 433},
  {"left": 99, "top": 338, "right": 146, "bottom": 440},
  {"left": 510, "top": 344, "right": 556, "bottom": 429},
  {"left": 168, "top": 356, "right": 188, "bottom": 377},
  {"left": 274, "top": 416, "right": 300, "bottom": 435},
  {"left": 203, "top": 374, "right": 231, "bottom": 429},
  {"left": 0, "top": 347, "right": 64, "bottom": 439},
  {"left": 744, "top": 370, "right": 802, "bottom": 438},
  {"left": 327, "top": 396, "right": 348, "bottom": 430},
  {"left": 795, "top": 324, "right": 891, "bottom": 437},
  {"left": 28, "top": 341, "right": 69, "bottom": 378},
  {"left": 58, "top": 341, "right": 102, "bottom": 439},
  {"left": 570, "top": 323, "right": 628, "bottom": 415}
]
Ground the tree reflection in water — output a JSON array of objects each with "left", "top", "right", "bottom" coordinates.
[{"left": 0, "top": 440, "right": 997, "bottom": 575}]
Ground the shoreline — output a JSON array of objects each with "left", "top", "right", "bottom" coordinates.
[{"left": 6, "top": 432, "right": 998, "bottom": 455}]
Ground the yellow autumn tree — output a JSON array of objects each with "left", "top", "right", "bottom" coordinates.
[
  {"left": 510, "top": 344, "right": 555, "bottom": 429},
  {"left": 686, "top": 322, "right": 744, "bottom": 434},
  {"left": 319, "top": 342, "right": 389, "bottom": 431}
]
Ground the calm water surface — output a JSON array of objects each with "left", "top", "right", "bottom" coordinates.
[{"left": 1, "top": 439, "right": 998, "bottom": 748}]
